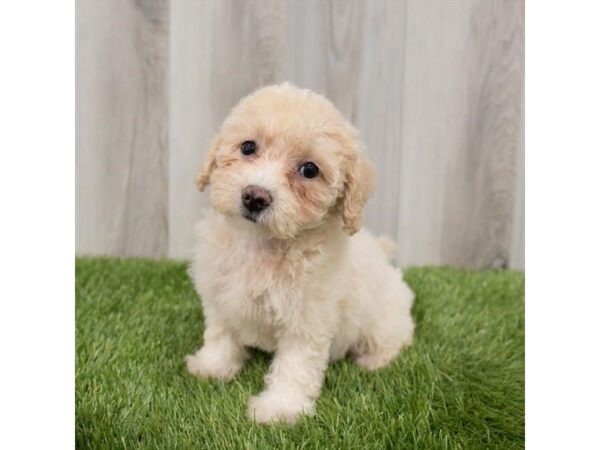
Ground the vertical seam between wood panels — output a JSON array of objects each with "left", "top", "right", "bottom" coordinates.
[
  {"left": 396, "top": 0, "right": 409, "bottom": 264},
  {"left": 165, "top": 0, "right": 171, "bottom": 258}
]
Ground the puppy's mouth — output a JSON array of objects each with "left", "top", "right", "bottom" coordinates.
[{"left": 242, "top": 210, "right": 263, "bottom": 223}]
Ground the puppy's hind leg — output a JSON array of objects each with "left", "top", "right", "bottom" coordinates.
[
  {"left": 354, "top": 319, "right": 414, "bottom": 371},
  {"left": 186, "top": 323, "right": 248, "bottom": 382},
  {"left": 354, "top": 280, "right": 415, "bottom": 371}
]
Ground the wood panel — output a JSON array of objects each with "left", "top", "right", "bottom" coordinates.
[
  {"left": 76, "top": 0, "right": 525, "bottom": 269},
  {"left": 76, "top": 0, "right": 169, "bottom": 257},
  {"left": 285, "top": 0, "right": 407, "bottom": 240},
  {"left": 397, "top": 0, "right": 524, "bottom": 268},
  {"left": 168, "top": 0, "right": 212, "bottom": 260},
  {"left": 168, "top": 0, "right": 286, "bottom": 259},
  {"left": 285, "top": 0, "right": 524, "bottom": 268},
  {"left": 510, "top": 99, "right": 525, "bottom": 270}
]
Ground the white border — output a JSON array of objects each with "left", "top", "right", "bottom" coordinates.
[
  {"left": 0, "top": 1, "right": 74, "bottom": 449},
  {"left": 527, "top": 1, "right": 600, "bottom": 448},
  {"left": 2, "top": 0, "right": 600, "bottom": 448}
]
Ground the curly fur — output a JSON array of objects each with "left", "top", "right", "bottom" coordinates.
[{"left": 186, "top": 83, "right": 415, "bottom": 424}]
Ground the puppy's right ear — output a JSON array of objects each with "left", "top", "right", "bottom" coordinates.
[
  {"left": 195, "top": 136, "right": 221, "bottom": 192},
  {"left": 341, "top": 154, "right": 375, "bottom": 235}
]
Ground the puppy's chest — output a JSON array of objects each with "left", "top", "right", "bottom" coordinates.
[
  {"left": 208, "top": 243, "right": 306, "bottom": 350},
  {"left": 209, "top": 240, "right": 302, "bottom": 321}
]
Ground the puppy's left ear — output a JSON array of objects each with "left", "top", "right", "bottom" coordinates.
[
  {"left": 341, "top": 154, "right": 375, "bottom": 235},
  {"left": 195, "top": 136, "right": 221, "bottom": 192}
]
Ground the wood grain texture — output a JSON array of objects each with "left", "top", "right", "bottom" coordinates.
[
  {"left": 76, "top": 0, "right": 525, "bottom": 269},
  {"left": 353, "top": 1, "right": 408, "bottom": 241},
  {"left": 168, "top": 0, "right": 213, "bottom": 260},
  {"left": 397, "top": 0, "right": 524, "bottom": 268},
  {"left": 76, "top": 0, "right": 169, "bottom": 257},
  {"left": 285, "top": 0, "right": 524, "bottom": 268},
  {"left": 285, "top": 0, "right": 407, "bottom": 240},
  {"left": 510, "top": 95, "right": 525, "bottom": 270},
  {"left": 168, "top": 0, "right": 286, "bottom": 258}
]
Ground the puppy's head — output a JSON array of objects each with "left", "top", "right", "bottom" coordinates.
[{"left": 196, "top": 83, "right": 374, "bottom": 239}]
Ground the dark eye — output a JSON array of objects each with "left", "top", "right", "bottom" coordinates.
[
  {"left": 299, "top": 162, "right": 319, "bottom": 179},
  {"left": 241, "top": 141, "right": 256, "bottom": 156}
]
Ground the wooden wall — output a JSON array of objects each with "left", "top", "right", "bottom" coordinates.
[{"left": 76, "top": 0, "right": 524, "bottom": 269}]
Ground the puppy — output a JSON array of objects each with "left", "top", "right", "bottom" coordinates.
[{"left": 186, "top": 83, "right": 415, "bottom": 424}]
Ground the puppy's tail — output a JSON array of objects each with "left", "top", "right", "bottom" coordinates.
[{"left": 377, "top": 236, "right": 396, "bottom": 262}]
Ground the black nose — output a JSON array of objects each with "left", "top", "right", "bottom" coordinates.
[{"left": 241, "top": 185, "right": 272, "bottom": 213}]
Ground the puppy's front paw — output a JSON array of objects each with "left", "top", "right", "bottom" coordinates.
[
  {"left": 185, "top": 347, "right": 243, "bottom": 382},
  {"left": 247, "top": 389, "right": 315, "bottom": 425}
]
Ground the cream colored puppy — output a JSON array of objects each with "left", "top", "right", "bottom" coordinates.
[{"left": 186, "top": 83, "right": 414, "bottom": 424}]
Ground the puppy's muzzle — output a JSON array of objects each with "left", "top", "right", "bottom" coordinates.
[{"left": 241, "top": 185, "right": 272, "bottom": 219}]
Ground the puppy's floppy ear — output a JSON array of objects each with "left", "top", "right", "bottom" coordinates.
[
  {"left": 195, "top": 136, "right": 221, "bottom": 192},
  {"left": 341, "top": 154, "right": 375, "bottom": 235}
]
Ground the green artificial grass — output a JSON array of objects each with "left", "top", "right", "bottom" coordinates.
[{"left": 76, "top": 257, "right": 524, "bottom": 449}]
